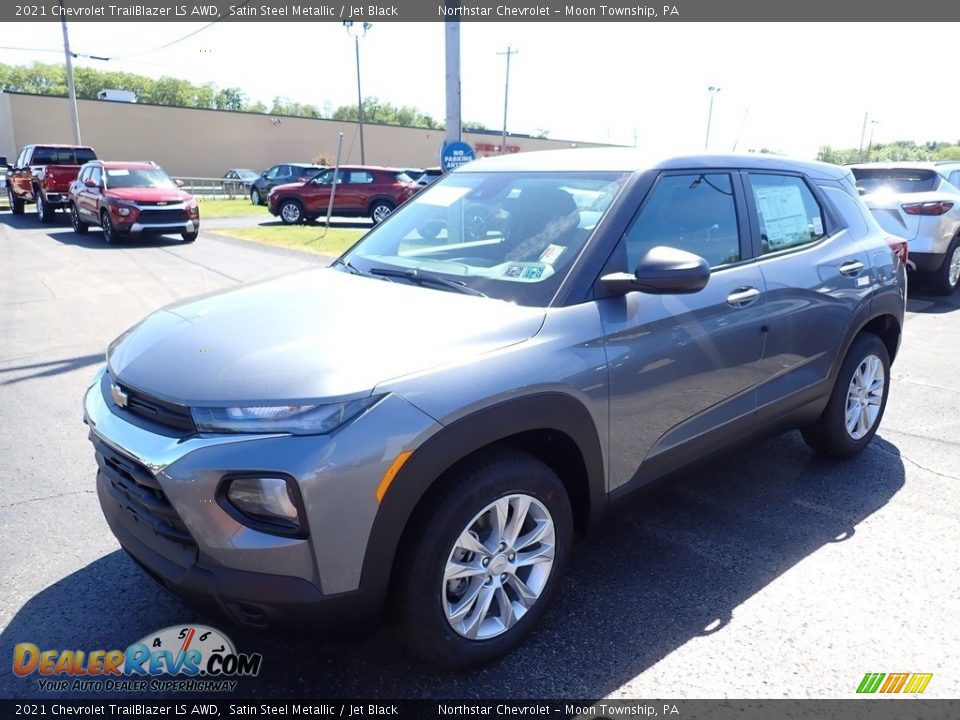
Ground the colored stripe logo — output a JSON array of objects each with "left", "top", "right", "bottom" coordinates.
[{"left": 857, "top": 672, "right": 932, "bottom": 694}]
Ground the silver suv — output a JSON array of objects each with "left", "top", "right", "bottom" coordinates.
[{"left": 84, "top": 149, "right": 906, "bottom": 669}]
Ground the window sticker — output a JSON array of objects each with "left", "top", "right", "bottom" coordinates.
[
  {"left": 106, "top": 169, "right": 130, "bottom": 176},
  {"left": 522, "top": 266, "right": 545, "bottom": 279},
  {"left": 754, "top": 184, "right": 810, "bottom": 249},
  {"left": 504, "top": 265, "right": 524, "bottom": 278},
  {"left": 538, "top": 244, "right": 566, "bottom": 265},
  {"left": 812, "top": 216, "right": 824, "bottom": 235}
]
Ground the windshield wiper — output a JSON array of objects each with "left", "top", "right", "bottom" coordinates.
[
  {"left": 332, "top": 259, "right": 371, "bottom": 276},
  {"left": 368, "top": 267, "right": 487, "bottom": 297}
]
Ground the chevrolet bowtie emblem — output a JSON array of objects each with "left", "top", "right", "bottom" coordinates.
[{"left": 110, "top": 383, "right": 129, "bottom": 408}]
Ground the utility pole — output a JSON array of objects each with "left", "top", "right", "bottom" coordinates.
[
  {"left": 858, "top": 111, "right": 869, "bottom": 161},
  {"left": 343, "top": 21, "right": 372, "bottom": 164},
  {"left": 444, "top": 19, "right": 461, "bottom": 146},
  {"left": 60, "top": 1, "right": 82, "bottom": 144},
  {"left": 704, "top": 86, "right": 720, "bottom": 151},
  {"left": 497, "top": 45, "right": 518, "bottom": 154}
]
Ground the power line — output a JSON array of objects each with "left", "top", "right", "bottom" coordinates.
[{"left": 103, "top": 1, "right": 254, "bottom": 60}]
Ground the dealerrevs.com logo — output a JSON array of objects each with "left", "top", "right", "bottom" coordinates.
[{"left": 13, "top": 625, "right": 262, "bottom": 693}]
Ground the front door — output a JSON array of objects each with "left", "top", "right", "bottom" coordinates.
[{"left": 598, "top": 171, "right": 769, "bottom": 491}]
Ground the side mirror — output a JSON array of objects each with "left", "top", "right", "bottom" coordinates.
[
  {"left": 175, "top": 179, "right": 184, "bottom": 187},
  {"left": 601, "top": 246, "right": 711, "bottom": 296},
  {"left": 84, "top": 178, "right": 97, "bottom": 188}
]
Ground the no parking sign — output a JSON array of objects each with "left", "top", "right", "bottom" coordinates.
[{"left": 439, "top": 141, "right": 477, "bottom": 172}]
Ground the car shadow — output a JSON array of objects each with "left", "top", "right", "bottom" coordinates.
[
  {"left": 0, "top": 210, "right": 194, "bottom": 248},
  {"left": 1, "top": 431, "right": 905, "bottom": 700},
  {"left": 905, "top": 284, "right": 960, "bottom": 314},
  {"left": 0, "top": 353, "right": 104, "bottom": 387}
]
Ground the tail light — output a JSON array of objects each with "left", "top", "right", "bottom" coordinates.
[
  {"left": 902, "top": 201, "right": 953, "bottom": 216},
  {"left": 885, "top": 236, "right": 908, "bottom": 266}
]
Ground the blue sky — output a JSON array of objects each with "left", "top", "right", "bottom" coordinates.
[{"left": 2, "top": 21, "right": 956, "bottom": 158}]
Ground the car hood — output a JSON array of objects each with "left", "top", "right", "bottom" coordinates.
[
  {"left": 107, "top": 268, "right": 546, "bottom": 405},
  {"left": 105, "top": 187, "right": 192, "bottom": 203}
]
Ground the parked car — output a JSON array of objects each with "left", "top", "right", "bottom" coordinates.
[
  {"left": 267, "top": 165, "right": 420, "bottom": 225},
  {"left": 68, "top": 161, "right": 200, "bottom": 243},
  {"left": 402, "top": 168, "right": 425, "bottom": 183},
  {"left": 0, "top": 156, "right": 7, "bottom": 192},
  {"left": 417, "top": 166, "right": 444, "bottom": 186},
  {"left": 84, "top": 149, "right": 905, "bottom": 670},
  {"left": 223, "top": 168, "right": 260, "bottom": 190},
  {"left": 250, "top": 163, "right": 324, "bottom": 205},
  {"left": 7, "top": 144, "right": 98, "bottom": 221},
  {"left": 849, "top": 162, "right": 960, "bottom": 294}
]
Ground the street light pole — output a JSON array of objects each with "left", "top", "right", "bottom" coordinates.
[
  {"left": 858, "top": 112, "right": 869, "bottom": 161},
  {"left": 60, "top": 1, "right": 82, "bottom": 144},
  {"left": 866, "top": 119, "right": 880, "bottom": 161},
  {"left": 704, "top": 86, "right": 720, "bottom": 151},
  {"left": 343, "top": 21, "right": 372, "bottom": 164},
  {"left": 497, "top": 45, "right": 518, "bottom": 154}
]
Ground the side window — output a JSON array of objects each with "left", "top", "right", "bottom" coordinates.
[
  {"left": 749, "top": 174, "right": 826, "bottom": 254},
  {"left": 624, "top": 173, "right": 741, "bottom": 270},
  {"left": 276, "top": 165, "right": 292, "bottom": 180},
  {"left": 17, "top": 149, "right": 28, "bottom": 167},
  {"left": 949, "top": 171, "right": 960, "bottom": 189},
  {"left": 264, "top": 166, "right": 280, "bottom": 180},
  {"left": 347, "top": 171, "right": 374, "bottom": 184},
  {"left": 78, "top": 167, "right": 90, "bottom": 183},
  {"left": 90, "top": 167, "right": 102, "bottom": 186}
]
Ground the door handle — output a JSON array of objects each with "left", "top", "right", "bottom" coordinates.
[
  {"left": 727, "top": 287, "right": 761, "bottom": 307},
  {"left": 839, "top": 260, "right": 864, "bottom": 277}
]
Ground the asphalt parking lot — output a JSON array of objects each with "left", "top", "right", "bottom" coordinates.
[{"left": 1, "top": 210, "right": 958, "bottom": 700}]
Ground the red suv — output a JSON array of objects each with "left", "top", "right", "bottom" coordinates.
[
  {"left": 68, "top": 161, "right": 200, "bottom": 243},
  {"left": 267, "top": 166, "right": 420, "bottom": 225}
]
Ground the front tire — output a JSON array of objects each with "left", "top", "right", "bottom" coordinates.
[
  {"left": 929, "top": 236, "right": 960, "bottom": 296},
  {"left": 396, "top": 449, "right": 572, "bottom": 669},
  {"left": 801, "top": 332, "right": 891, "bottom": 458},
  {"left": 100, "top": 210, "right": 118, "bottom": 244},
  {"left": 251, "top": 188, "right": 262, "bottom": 205},
  {"left": 70, "top": 204, "right": 88, "bottom": 234},
  {"left": 182, "top": 230, "right": 198, "bottom": 243},
  {"left": 8, "top": 186, "right": 25, "bottom": 215},
  {"left": 278, "top": 199, "right": 304, "bottom": 225},
  {"left": 370, "top": 200, "right": 394, "bottom": 225}
]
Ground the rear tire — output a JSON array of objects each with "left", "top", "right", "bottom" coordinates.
[
  {"left": 70, "top": 204, "right": 88, "bottom": 234},
  {"left": 8, "top": 186, "right": 25, "bottom": 215},
  {"left": 182, "top": 231, "right": 198, "bottom": 243},
  {"left": 396, "top": 448, "right": 572, "bottom": 669},
  {"left": 801, "top": 332, "right": 890, "bottom": 458},
  {"left": 35, "top": 190, "right": 55, "bottom": 223},
  {"left": 929, "top": 236, "right": 960, "bottom": 296}
]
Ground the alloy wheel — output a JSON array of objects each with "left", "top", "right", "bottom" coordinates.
[
  {"left": 442, "top": 494, "right": 556, "bottom": 640},
  {"left": 280, "top": 202, "right": 301, "bottom": 224},
  {"left": 845, "top": 354, "right": 885, "bottom": 440},
  {"left": 949, "top": 245, "right": 960, "bottom": 288}
]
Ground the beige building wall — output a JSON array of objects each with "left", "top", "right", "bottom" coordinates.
[{"left": 1, "top": 92, "right": 610, "bottom": 177}]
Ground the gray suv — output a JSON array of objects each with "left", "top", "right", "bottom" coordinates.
[{"left": 84, "top": 149, "right": 906, "bottom": 668}]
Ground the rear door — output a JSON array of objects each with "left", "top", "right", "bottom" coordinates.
[
  {"left": 742, "top": 171, "right": 869, "bottom": 415},
  {"left": 599, "top": 170, "right": 768, "bottom": 491},
  {"left": 11, "top": 148, "right": 32, "bottom": 199}
]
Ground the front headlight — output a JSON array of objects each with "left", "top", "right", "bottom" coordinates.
[{"left": 191, "top": 396, "right": 381, "bottom": 435}]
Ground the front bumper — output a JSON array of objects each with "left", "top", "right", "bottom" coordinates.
[
  {"left": 117, "top": 219, "right": 199, "bottom": 235},
  {"left": 83, "top": 367, "right": 440, "bottom": 629}
]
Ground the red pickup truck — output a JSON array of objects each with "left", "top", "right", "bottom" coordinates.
[{"left": 6, "top": 144, "right": 98, "bottom": 222}]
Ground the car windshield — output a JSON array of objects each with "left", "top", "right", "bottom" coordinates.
[
  {"left": 852, "top": 168, "right": 939, "bottom": 194},
  {"left": 340, "top": 170, "right": 630, "bottom": 306},
  {"left": 104, "top": 167, "right": 177, "bottom": 189},
  {"left": 234, "top": 169, "right": 258, "bottom": 180}
]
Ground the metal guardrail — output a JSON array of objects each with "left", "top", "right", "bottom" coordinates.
[{"left": 171, "top": 177, "right": 253, "bottom": 200}]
